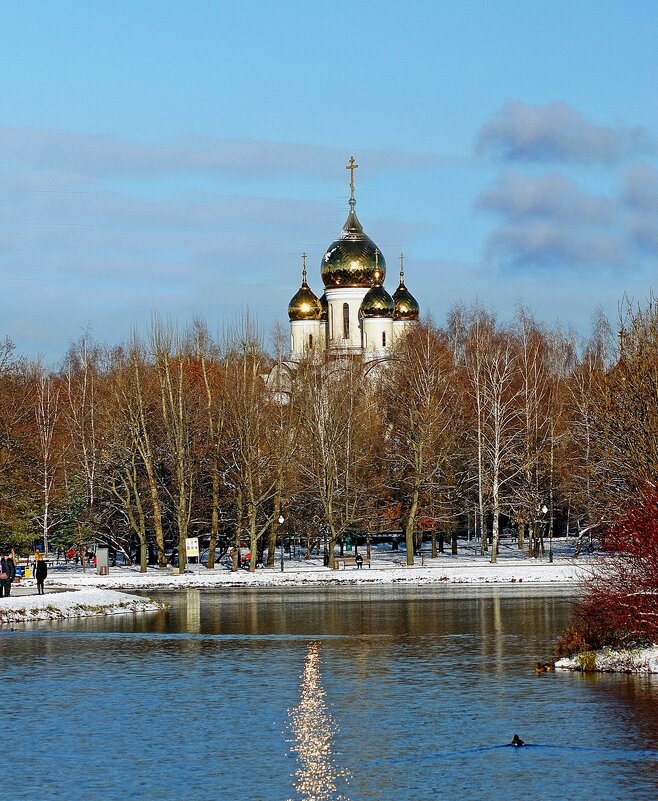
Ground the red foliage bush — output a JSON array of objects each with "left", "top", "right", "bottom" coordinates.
[{"left": 564, "top": 483, "right": 658, "bottom": 652}]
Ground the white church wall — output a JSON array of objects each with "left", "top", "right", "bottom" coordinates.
[
  {"left": 363, "top": 316, "right": 394, "bottom": 357},
  {"left": 290, "top": 319, "right": 324, "bottom": 360},
  {"left": 325, "top": 287, "right": 369, "bottom": 353}
]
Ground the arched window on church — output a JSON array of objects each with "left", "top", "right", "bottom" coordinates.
[
  {"left": 382, "top": 331, "right": 386, "bottom": 347},
  {"left": 343, "top": 303, "right": 350, "bottom": 339},
  {"left": 308, "top": 333, "right": 313, "bottom": 349}
]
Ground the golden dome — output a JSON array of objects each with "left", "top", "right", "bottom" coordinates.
[
  {"left": 361, "top": 266, "right": 394, "bottom": 318},
  {"left": 321, "top": 159, "right": 386, "bottom": 289},
  {"left": 321, "top": 203, "right": 386, "bottom": 289},
  {"left": 393, "top": 254, "right": 420, "bottom": 320},
  {"left": 288, "top": 255, "right": 322, "bottom": 321}
]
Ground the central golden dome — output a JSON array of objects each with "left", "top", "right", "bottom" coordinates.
[{"left": 321, "top": 201, "right": 386, "bottom": 289}]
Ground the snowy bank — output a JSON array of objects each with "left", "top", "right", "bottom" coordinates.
[
  {"left": 41, "top": 549, "right": 587, "bottom": 591},
  {"left": 556, "top": 645, "right": 658, "bottom": 674},
  {"left": 0, "top": 589, "right": 164, "bottom": 624}
]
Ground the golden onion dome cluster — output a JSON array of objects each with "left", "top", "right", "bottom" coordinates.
[{"left": 320, "top": 206, "right": 386, "bottom": 289}]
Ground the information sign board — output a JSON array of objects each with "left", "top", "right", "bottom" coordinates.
[{"left": 185, "top": 537, "right": 199, "bottom": 558}]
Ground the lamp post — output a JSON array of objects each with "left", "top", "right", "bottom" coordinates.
[
  {"left": 541, "top": 504, "right": 552, "bottom": 563},
  {"left": 279, "top": 514, "right": 285, "bottom": 572}
]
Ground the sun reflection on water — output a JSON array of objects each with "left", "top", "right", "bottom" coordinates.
[{"left": 288, "top": 641, "right": 350, "bottom": 801}]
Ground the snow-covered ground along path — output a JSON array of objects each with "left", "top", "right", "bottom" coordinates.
[{"left": 27, "top": 543, "right": 589, "bottom": 591}]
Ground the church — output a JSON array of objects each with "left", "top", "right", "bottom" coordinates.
[{"left": 287, "top": 157, "right": 420, "bottom": 361}]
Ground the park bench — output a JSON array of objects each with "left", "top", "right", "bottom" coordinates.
[{"left": 333, "top": 554, "right": 370, "bottom": 570}]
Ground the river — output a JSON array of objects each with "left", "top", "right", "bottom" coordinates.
[{"left": 5, "top": 585, "right": 657, "bottom": 800}]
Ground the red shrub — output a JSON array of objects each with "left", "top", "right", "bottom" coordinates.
[{"left": 568, "top": 484, "right": 658, "bottom": 650}]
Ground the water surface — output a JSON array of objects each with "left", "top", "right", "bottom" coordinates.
[{"left": 4, "top": 586, "right": 657, "bottom": 800}]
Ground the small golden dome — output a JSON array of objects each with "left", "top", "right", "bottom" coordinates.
[
  {"left": 361, "top": 262, "right": 394, "bottom": 318},
  {"left": 288, "top": 254, "right": 322, "bottom": 321},
  {"left": 288, "top": 285, "right": 322, "bottom": 320},
  {"left": 361, "top": 284, "right": 395, "bottom": 318},
  {"left": 393, "top": 254, "right": 420, "bottom": 320},
  {"left": 393, "top": 284, "right": 420, "bottom": 320}
]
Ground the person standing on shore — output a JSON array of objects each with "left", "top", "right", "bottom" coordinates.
[
  {"left": 35, "top": 559, "right": 48, "bottom": 595},
  {"left": 0, "top": 556, "right": 7, "bottom": 597},
  {"left": 0, "top": 553, "right": 15, "bottom": 597}
]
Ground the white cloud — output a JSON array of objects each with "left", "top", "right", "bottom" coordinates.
[
  {"left": 0, "top": 127, "right": 440, "bottom": 179},
  {"left": 476, "top": 171, "right": 613, "bottom": 223},
  {"left": 622, "top": 162, "right": 658, "bottom": 210},
  {"left": 476, "top": 101, "right": 651, "bottom": 163},
  {"left": 485, "top": 223, "right": 626, "bottom": 268}
]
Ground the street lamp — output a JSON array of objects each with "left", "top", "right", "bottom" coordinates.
[
  {"left": 541, "top": 504, "right": 552, "bottom": 563},
  {"left": 279, "top": 514, "right": 285, "bottom": 572}
]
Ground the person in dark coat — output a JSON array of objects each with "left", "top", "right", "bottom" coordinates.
[
  {"left": 0, "top": 554, "right": 16, "bottom": 597},
  {"left": 35, "top": 559, "right": 48, "bottom": 595}
]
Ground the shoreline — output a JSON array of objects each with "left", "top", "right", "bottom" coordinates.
[
  {"left": 556, "top": 646, "right": 658, "bottom": 674},
  {"left": 3, "top": 549, "right": 587, "bottom": 624},
  {"left": 0, "top": 589, "right": 164, "bottom": 624}
]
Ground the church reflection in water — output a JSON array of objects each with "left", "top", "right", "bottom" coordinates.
[{"left": 288, "top": 642, "right": 349, "bottom": 801}]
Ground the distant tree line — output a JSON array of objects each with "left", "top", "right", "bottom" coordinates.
[{"left": 1, "top": 296, "right": 657, "bottom": 571}]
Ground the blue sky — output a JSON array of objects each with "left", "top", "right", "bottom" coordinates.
[{"left": 1, "top": 1, "right": 657, "bottom": 362}]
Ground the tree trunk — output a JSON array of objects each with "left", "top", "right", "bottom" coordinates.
[
  {"left": 405, "top": 485, "right": 420, "bottom": 565},
  {"left": 248, "top": 502, "right": 258, "bottom": 572},
  {"left": 490, "top": 472, "right": 500, "bottom": 564},
  {"left": 232, "top": 488, "right": 243, "bottom": 572},
  {"left": 267, "top": 493, "right": 281, "bottom": 568},
  {"left": 207, "top": 462, "right": 220, "bottom": 569}
]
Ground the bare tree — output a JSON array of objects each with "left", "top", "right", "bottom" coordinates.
[
  {"left": 465, "top": 316, "right": 524, "bottom": 563},
  {"left": 195, "top": 321, "right": 228, "bottom": 569},
  {"left": 63, "top": 333, "right": 103, "bottom": 555},
  {"left": 34, "top": 371, "right": 63, "bottom": 556},
  {"left": 224, "top": 318, "right": 278, "bottom": 571},
  {"left": 295, "top": 357, "right": 376, "bottom": 569},
  {"left": 108, "top": 341, "right": 167, "bottom": 566},
  {"left": 150, "top": 319, "right": 198, "bottom": 572},
  {"left": 384, "top": 324, "right": 461, "bottom": 565}
]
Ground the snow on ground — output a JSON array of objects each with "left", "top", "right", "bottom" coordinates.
[
  {"left": 1, "top": 542, "right": 589, "bottom": 625},
  {"left": 36, "top": 541, "right": 589, "bottom": 591},
  {"left": 556, "top": 645, "right": 658, "bottom": 674},
  {"left": 0, "top": 589, "right": 164, "bottom": 624}
]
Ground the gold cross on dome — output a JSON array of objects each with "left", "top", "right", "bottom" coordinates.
[
  {"left": 399, "top": 252, "right": 405, "bottom": 278},
  {"left": 301, "top": 252, "right": 307, "bottom": 282},
  {"left": 346, "top": 155, "right": 358, "bottom": 198}
]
